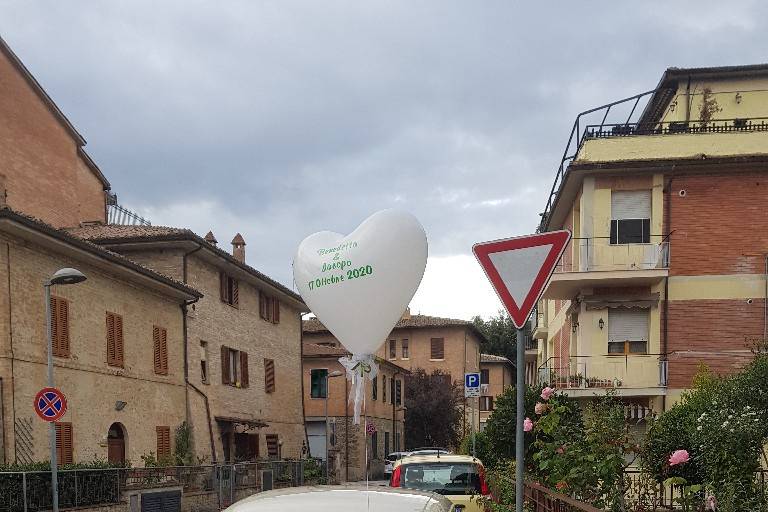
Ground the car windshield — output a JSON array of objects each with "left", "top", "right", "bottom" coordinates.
[{"left": 400, "top": 463, "right": 481, "bottom": 495}]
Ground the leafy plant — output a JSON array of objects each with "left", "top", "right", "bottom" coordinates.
[
  {"left": 698, "top": 87, "right": 722, "bottom": 128},
  {"left": 404, "top": 368, "right": 463, "bottom": 449},
  {"left": 174, "top": 421, "right": 194, "bottom": 466}
]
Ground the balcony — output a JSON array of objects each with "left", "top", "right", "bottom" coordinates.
[
  {"left": 532, "top": 307, "right": 548, "bottom": 340},
  {"left": 543, "top": 236, "right": 669, "bottom": 299},
  {"left": 525, "top": 337, "right": 538, "bottom": 363},
  {"left": 538, "top": 355, "right": 668, "bottom": 398}
]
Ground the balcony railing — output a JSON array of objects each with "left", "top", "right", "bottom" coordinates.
[
  {"left": 584, "top": 117, "right": 768, "bottom": 140},
  {"left": 525, "top": 338, "right": 538, "bottom": 351},
  {"left": 107, "top": 203, "right": 151, "bottom": 226},
  {"left": 553, "top": 236, "right": 669, "bottom": 273},
  {"left": 538, "top": 354, "right": 668, "bottom": 390}
]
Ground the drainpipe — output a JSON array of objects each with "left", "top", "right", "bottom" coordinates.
[
  {"left": 5, "top": 242, "right": 15, "bottom": 464},
  {"left": 180, "top": 244, "right": 216, "bottom": 462},
  {"left": 684, "top": 76, "right": 692, "bottom": 123},
  {"left": 299, "top": 314, "right": 311, "bottom": 461},
  {"left": 662, "top": 176, "right": 674, "bottom": 412}
]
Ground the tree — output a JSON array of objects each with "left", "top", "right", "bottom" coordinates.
[
  {"left": 404, "top": 368, "right": 462, "bottom": 449},
  {"left": 471, "top": 310, "right": 529, "bottom": 361}
]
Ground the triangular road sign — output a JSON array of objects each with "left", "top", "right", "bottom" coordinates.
[{"left": 473, "top": 230, "right": 571, "bottom": 329}]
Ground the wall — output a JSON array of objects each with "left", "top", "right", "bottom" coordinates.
[
  {"left": 0, "top": 45, "right": 106, "bottom": 228},
  {"left": 479, "top": 362, "right": 512, "bottom": 424},
  {"left": 0, "top": 232, "right": 186, "bottom": 464}
]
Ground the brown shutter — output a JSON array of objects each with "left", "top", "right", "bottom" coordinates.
[
  {"left": 51, "top": 296, "right": 60, "bottom": 355},
  {"left": 156, "top": 426, "right": 171, "bottom": 459},
  {"left": 266, "top": 434, "right": 279, "bottom": 458},
  {"left": 52, "top": 297, "right": 70, "bottom": 358},
  {"left": 154, "top": 326, "right": 168, "bottom": 375},
  {"left": 273, "top": 299, "right": 280, "bottom": 324},
  {"left": 264, "top": 358, "right": 275, "bottom": 393},
  {"left": 106, "top": 313, "right": 115, "bottom": 365},
  {"left": 431, "top": 338, "right": 444, "bottom": 360},
  {"left": 232, "top": 279, "right": 239, "bottom": 307},
  {"left": 258, "top": 292, "right": 265, "bottom": 319},
  {"left": 221, "top": 345, "right": 230, "bottom": 384},
  {"left": 115, "top": 315, "right": 124, "bottom": 366},
  {"left": 160, "top": 327, "right": 168, "bottom": 375},
  {"left": 220, "top": 272, "right": 227, "bottom": 302},
  {"left": 56, "top": 422, "right": 73, "bottom": 466},
  {"left": 240, "top": 351, "right": 249, "bottom": 388}
]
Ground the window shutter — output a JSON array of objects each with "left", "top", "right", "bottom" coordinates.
[
  {"left": 266, "top": 434, "right": 279, "bottom": 458},
  {"left": 156, "top": 426, "right": 171, "bottom": 459},
  {"left": 160, "top": 327, "right": 168, "bottom": 374},
  {"left": 608, "top": 309, "right": 649, "bottom": 342},
  {"left": 611, "top": 190, "right": 651, "bottom": 219},
  {"left": 153, "top": 326, "right": 168, "bottom": 375},
  {"left": 56, "top": 423, "right": 73, "bottom": 466},
  {"left": 106, "top": 313, "right": 116, "bottom": 365},
  {"left": 115, "top": 315, "right": 124, "bottom": 366},
  {"left": 60, "top": 298, "right": 70, "bottom": 356},
  {"left": 240, "top": 351, "right": 249, "bottom": 388},
  {"left": 273, "top": 299, "right": 280, "bottom": 324},
  {"left": 52, "top": 297, "right": 70, "bottom": 357},
  {"left": 220, "top": 272, "right": 227, "bottom": 302},
  {"left": 51, "top": 296, "right": 60, "bottom": 355},
  {"left": 264, "top": 359, "right": 275, "bottom": 393},
  {"left": 221, "top": 345, "right": 230, "bottom": 384},
  {"left": 431, "top": 338, "right": 444, "bottom": 360},
  {"left": 232, "top": 279, "right": 239, "bottom": 307}
]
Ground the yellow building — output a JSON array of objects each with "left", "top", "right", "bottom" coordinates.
[{"left": 534, "top": 65, "right": 768, "bottom": 418}]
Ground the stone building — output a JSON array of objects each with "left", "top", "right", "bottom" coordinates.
[
  {"left": 0, "top": 209, "right": 200, "bottom": 464},
  {"left": 302, "top": 343, "right": 408, "bottom": 481},
  {"left": 534, "top": 64, "right": 768, "bottom": 419},
  {"left": 69, "top": 226, "right": 308, "bottom": 463},
  {"left": 303, "top": 310, "right": 485, "bottom": 442},
  {"left": 478, "top": 354, "right": 514, "bottom": 431}
]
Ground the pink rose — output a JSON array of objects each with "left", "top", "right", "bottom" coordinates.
[
  {"left": 540, "top": 387, "right": 555, "bottom": 401},
  {"left": 535, "top": 402, "right": 545, "bottom": 415},
  {"left": 556, "top": 445, "right": 566, "bottom": 454},
  {"left": 705, "top": 494, "right": 717, "bottom": 511},
  {"left": 555, "top": 481, "right": 568, "bottom": 491},
  {"left": 523, "top": 417, "right": 534, "bottom": 432},
  {"left": 668, "top": 449, "right": 690, "bottom": 466}
]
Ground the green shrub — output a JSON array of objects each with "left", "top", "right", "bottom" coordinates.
[{"left": 458, "top": 431, "right": 492, "bottom": 464}]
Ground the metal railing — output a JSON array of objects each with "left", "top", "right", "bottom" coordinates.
[
  {"left": 553, "top": 236, "right": 670, "bottom": 273},
  {"left": 538, "top": 354, "right": 668, "bottom": 390},
  {"left": 107, "top": 204, "right": 151, "bottom": 226},
  {"left": 585, "top": 116, "right": 768, "bottom": 139},
  {"left": 525, "top": 338, "right": 538, "bottom": 351},
  {"left": 524, "top": 481, "right": 602, "bottom": 512},
  {"left": 0, "top": 461, "right": 310, "bottom": 512}
]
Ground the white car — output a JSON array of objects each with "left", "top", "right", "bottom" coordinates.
[
  {"left": 224, "top": 485, "right": 453, "bottom": 512},
  {"left": 384, "top": 451, "right": 411, "bottom": 475}
]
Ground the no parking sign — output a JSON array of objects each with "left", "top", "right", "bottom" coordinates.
[{"left": 34, "top": 387, "right": 67, "bottom": 422}]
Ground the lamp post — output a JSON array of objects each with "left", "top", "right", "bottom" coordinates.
[
  {"left": 394, "top": 406, "right": 406, "bottom": 452},
  {"left": 45, "top": 268, "right": 86, "bottom": 512},
  {"left": 324, "top": 370, "right": 343, "bottom": 483}
]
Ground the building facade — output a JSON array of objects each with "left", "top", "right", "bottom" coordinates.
[
  {"left": 69, "top": 227, "right": 308, "bottom": 463},
  {"left": 478, "top": 354, "right": 514, "bottom": 431},
  {"left": 302, "top": 343, "right": 407, "bottom": 481},
  {"left": 534, "top": 65, "right": 768, "bottom": 419},
  {"left": 303, "top": 310, "right": 485, "bottom": 442},
  {"left": 0, "top": 210, "right": 200, "bottom": 465}
]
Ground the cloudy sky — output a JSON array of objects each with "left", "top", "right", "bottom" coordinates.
[{"left": 2, "top": 1, "right": 766, "bottom": 319}]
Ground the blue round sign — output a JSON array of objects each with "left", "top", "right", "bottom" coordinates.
[{"left": 34, "top": 387, "right": 67, "bottom": 422}]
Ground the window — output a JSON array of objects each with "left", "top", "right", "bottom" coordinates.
[
  {"left": 430, "top": 338, "right": 445, "bottom": 360},
  {"left": 389, "top": 339, "right": 396, "bottom": 359},
  {"left": 156, "top": 426, "right": 171, "bottom": 460},
  {"left": 153, "top": 326, "right": 168, "bottom": 375},
  {"left": 259, "top": 292, "right": 280, "bottom": 324},
  {"left": 55, "top": 422, "right": 73, "bottom": 465},
  {"left": 371, "top": 431, "right": 378, "bottom": 459},
  {"left": 401, "top": 339, "right": 409, "bottom": 359},
  {"left": 383, "top": 375, "right": 387, "bottom": 403},
  {"left": 220, "top": 272, "right": 239, "bottom": 307},
  {"left": 395, "top": 379, "right": 402, "bottom": 406},
  {"left": 610, "top": 190, "right": 651, "bottom": 244},
  {"left": 234, "top": 433, "right": 259, "bottom": 461},
  {"left": 608, "top": 309, "right": 649, "bottom": 355},
  {"left": 480, "top": 396, "right": 494, "bottom": 411},
  {"left": 221, "top": 346, "right": 249, "bottom": 387},
  {"left": 310, "top": 369, "right": 328, "bottom": 398},
  {"left": 264, "top": 358, "right": 275, "bottom": 393},
  {"left": 372, "top": 375, "right": 378, "bottom": 400},
  {"left": 200, "top": 341, "right": 209, "bottom": 383},
  {"left": 384, "top": 432, "right": 390, "bottom": 457},
  {"left": 480, "top": 369, "right": 490, "bottom": 385},
  {"left": 266, "top": 434, "right": 279, "bottom": 458},
  {"left": 106, "top": 312, "right": 124, "bottom": 367},
  {"left": 51, "top": 296, "right": 70, "bottom": 357}
]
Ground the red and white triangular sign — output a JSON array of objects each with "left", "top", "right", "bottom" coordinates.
[{"left": 473, "top": 230, "right": 571, "bottom": 329}]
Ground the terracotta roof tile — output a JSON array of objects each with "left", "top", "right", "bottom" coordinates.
[
  {"left": 481, "top": 353, "right": 512, "bottom": 364},
  {"left": 303, "top": 343, "right": 350, "bottom": 357},
  {"left": 303, "top": 314, "right": 487, "bottom": 342}
]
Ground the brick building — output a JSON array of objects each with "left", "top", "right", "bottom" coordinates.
[
  {"left": 478, "top": 354, "right": 514, "bottom": 431},
  {"left": 302, "top": 343, "right": 408, "bottom": 481},
  {"left": 534, "top": 64, "right": 768, "bottom": 418},
  {"left": 0, "top": 209, "right": 200, "bottom": 464},
  {"left": 69, "top": 226, "right": 308, "bottom": 463},
  {"left": 303, "top": 310, "right": 486, "bottom": 442}
]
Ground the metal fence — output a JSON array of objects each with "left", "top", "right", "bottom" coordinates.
[{"left": 0, "top": 461, "right": 309, "bottom": 512}]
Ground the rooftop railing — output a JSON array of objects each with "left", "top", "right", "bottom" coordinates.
[
  {"left": 584, "top": 116, "right": 768, "bottom": 139},
  {"left": 107, "top": 203, "right": 151, "bottom": 226},
  {"left": 553, "top": 236, "right": 670, "bottom": 273}
]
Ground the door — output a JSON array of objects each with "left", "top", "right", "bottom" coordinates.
[{"left": 107, "top": 423, "right": 126, "bottom": 464}]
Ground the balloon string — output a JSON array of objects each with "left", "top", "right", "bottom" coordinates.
[{"left": 363, "top": 379, "right": 370, "bottom": 512}]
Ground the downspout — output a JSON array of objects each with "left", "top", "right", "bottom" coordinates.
[
  {"left": 662, "top": 176, "right": 674, "bottom": 412},
  {"left": 6, "top": 241, "right": 15, "bottom": 464},
  {"left": 684, "top": 76, "right": 692, "bottom": 124},
  {"left": 300, "top": 314, "right": 310, "bottom": 460},
  {"left": 392, "top": 368, "right": 400, "bottom": 453},
  {"left": 181, "top": 244, "right": 217, "bottom": 462}
]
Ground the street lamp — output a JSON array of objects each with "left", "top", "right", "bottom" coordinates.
[
  {"left": 324, "top": 370, "right": 343, "bottom": 483},
  {"left": 45, "top": 268, "right": 86, "bottom": 512}
]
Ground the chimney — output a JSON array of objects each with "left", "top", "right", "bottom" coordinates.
[
  {"left": 204, "top": 231, "right": 218, "bottom": 246},
  {"left": 231, "top": 233, "right": 246, "bottom": 263},
  {"left": 401, "top": 307, "right": 411, "bottom": 321}
]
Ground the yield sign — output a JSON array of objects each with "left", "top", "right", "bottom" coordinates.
[{"left": 473, "top": 230, "right": 571, "bottom": 329}]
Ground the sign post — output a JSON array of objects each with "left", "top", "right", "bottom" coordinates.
[
  {"left": 464, "top": 373, "right": 480, "bottom": 457},
  {"left": 473, "top": 230, "right": 571, "bottom": 512}
]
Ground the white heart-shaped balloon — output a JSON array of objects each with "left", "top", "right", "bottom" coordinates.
[{"left": 294, "top": 209, "right": 428, "bottom": 355}]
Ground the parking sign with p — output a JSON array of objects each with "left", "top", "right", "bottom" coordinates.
[{"left": 464, "top": 372, "right": 481, "bottom": 397}]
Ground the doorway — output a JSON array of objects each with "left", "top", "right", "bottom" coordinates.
[{"left": 107, "top": 423, "right": 126, "bottom": 465}]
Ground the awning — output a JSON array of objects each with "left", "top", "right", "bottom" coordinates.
[
  {"left": 215, "top": 416, "right": 269, "bottom": 430},
  {"left": 583, "top": 293, "right": 660, "bottom": 311}
]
